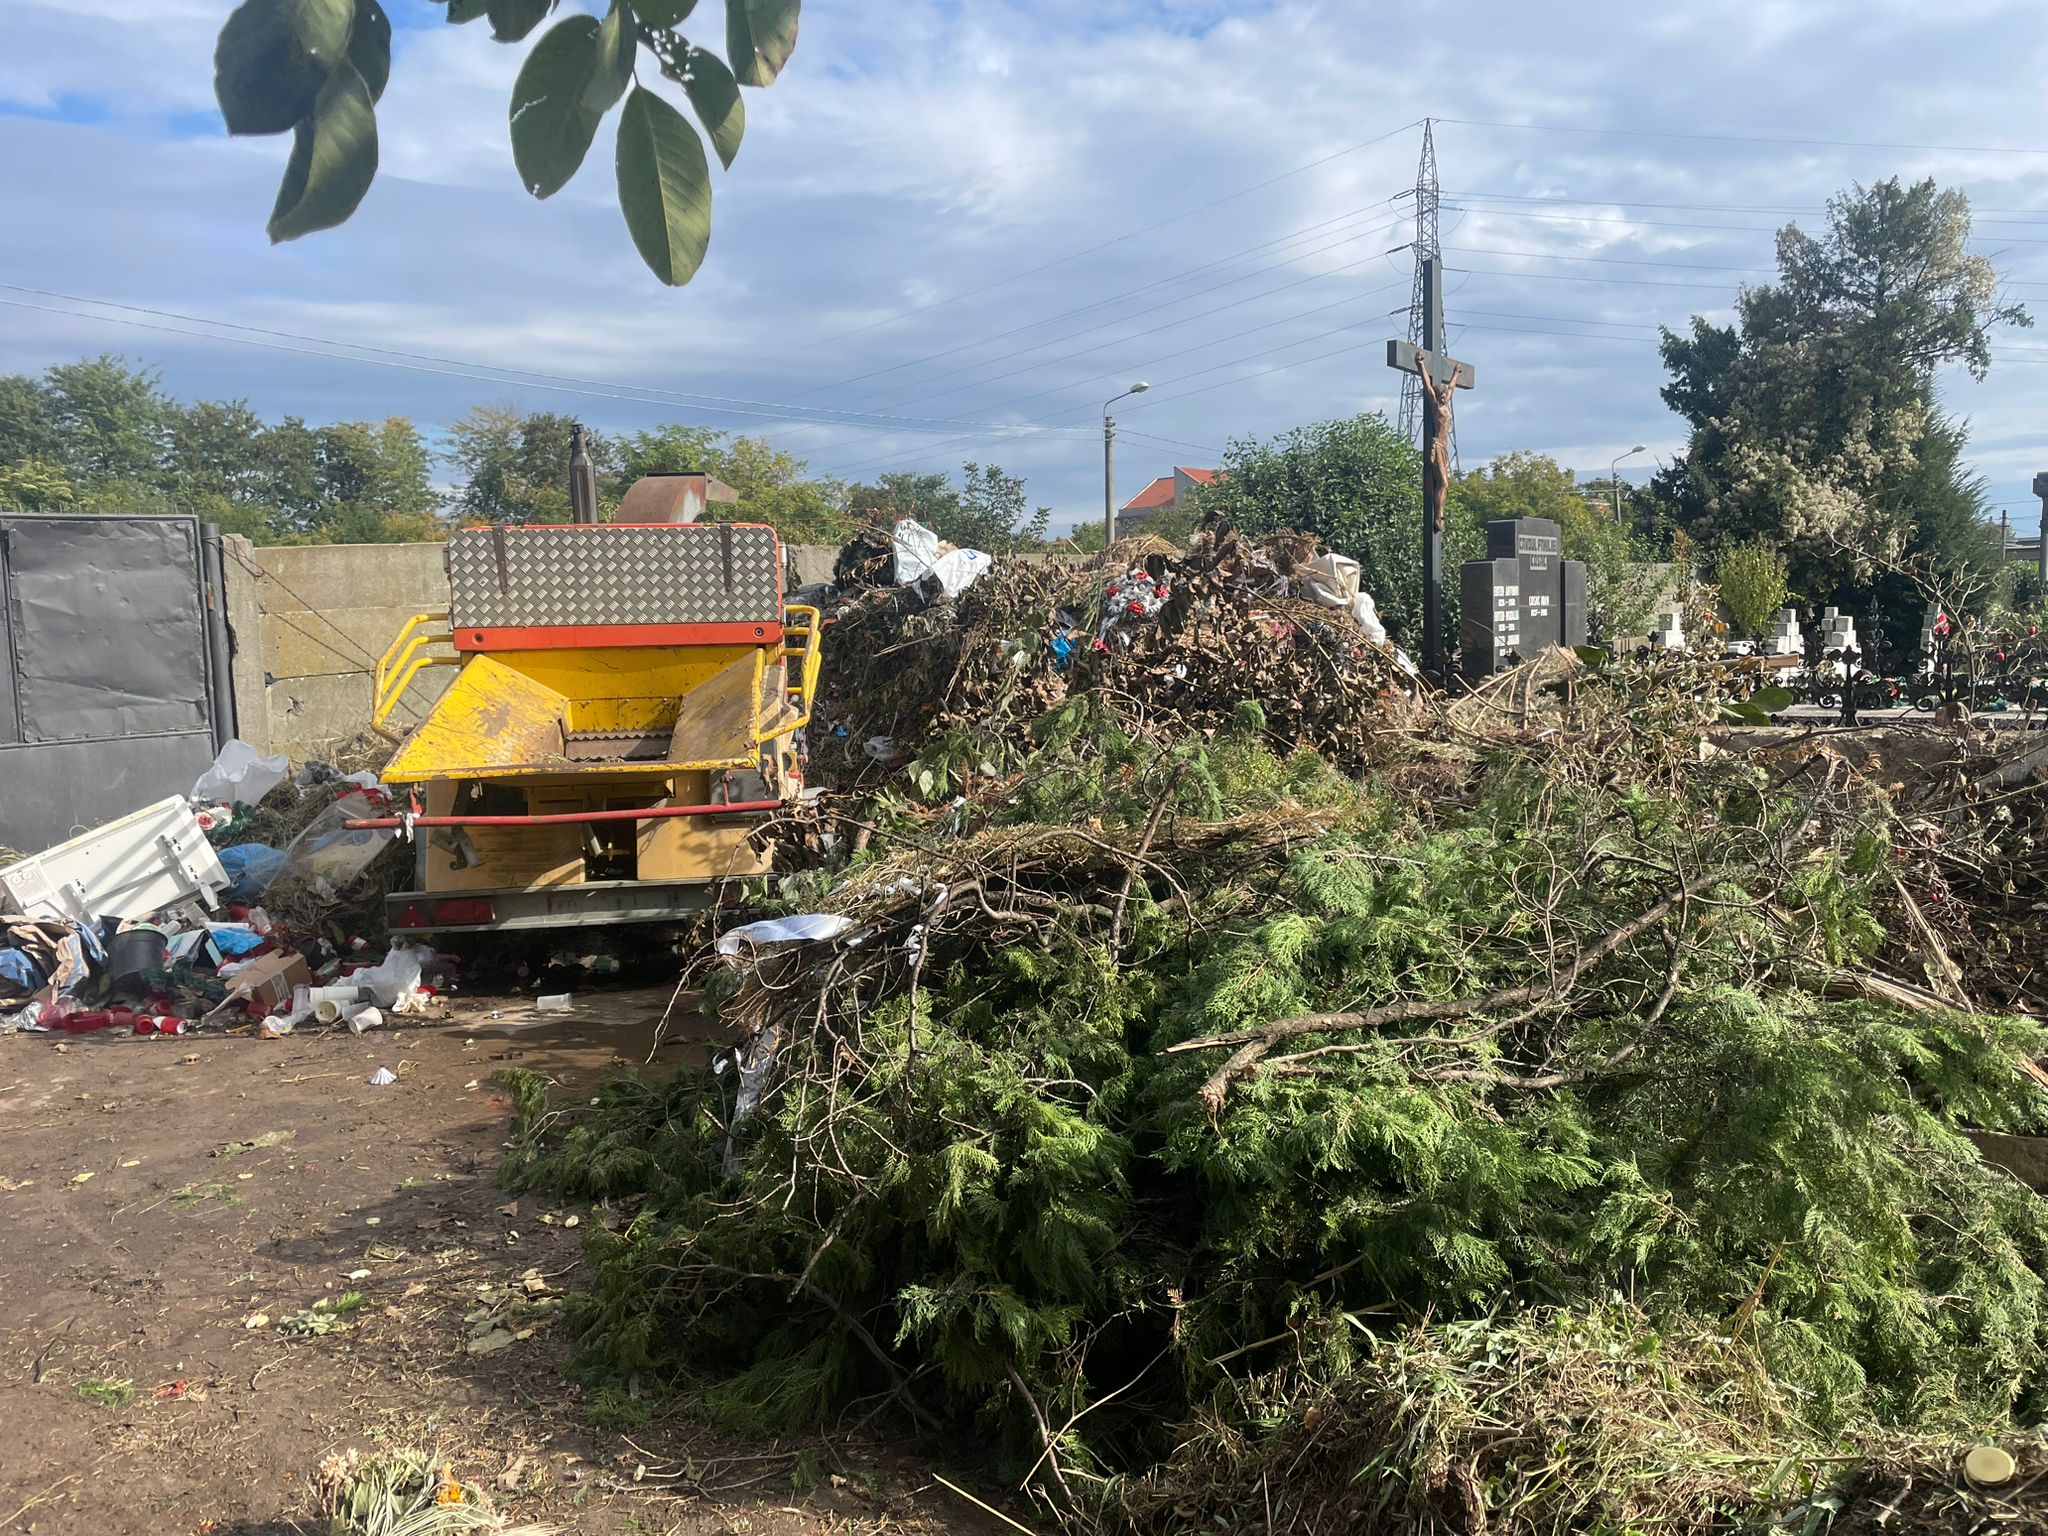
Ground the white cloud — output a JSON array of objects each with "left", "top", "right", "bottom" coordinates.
[{"left": 3, "top": 0, "right": 2047, "bottom": 532}]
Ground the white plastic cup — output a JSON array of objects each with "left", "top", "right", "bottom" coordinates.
[{"left": 346, "top": 1005, "right": 383, "bottom": 1036}]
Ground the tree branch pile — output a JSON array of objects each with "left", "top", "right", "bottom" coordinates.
[
  {"left": 807, "top": 528, "right": 1421, "bottom": 790},
  {"left": 504, "top": 687, "right": 2048, "bottom": 1533}
]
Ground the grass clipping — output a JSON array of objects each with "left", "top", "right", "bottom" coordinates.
[{"left": 504, "top": 679, "right": 2048, "bottom": 1534}]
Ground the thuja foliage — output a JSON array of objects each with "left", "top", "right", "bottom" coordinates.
[{"left": 505, "top": 703, "right": 2048, "bottom": 1523}]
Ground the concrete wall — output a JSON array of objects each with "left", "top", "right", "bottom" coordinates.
[{"left": 222, "top": 536, "right": 456, "bottom": 762}]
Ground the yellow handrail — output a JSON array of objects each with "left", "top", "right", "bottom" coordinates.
[
  {"left": 373, "top": 612, "right": 458, "bottom": 729},
  {"left": 758, "top": 603, "right": 824, "bottom": 743}
]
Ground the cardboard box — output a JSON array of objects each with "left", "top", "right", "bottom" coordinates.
[{"left": 226, "top": 951, "right": 312, "bottom": 1009}]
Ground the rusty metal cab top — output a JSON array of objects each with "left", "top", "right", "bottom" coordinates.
[{"left": 371, "top": 521, "right": 821, "bottom": 935}]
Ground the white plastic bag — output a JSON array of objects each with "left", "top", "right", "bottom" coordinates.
[
  {"left": 1352, "top": 590, "right": 1389, "bottom": 646},
  {"left": 348, "top": 943, "right": 435, "bottom": 1009},
  {"left": 1299, "top": 552, "right": 1361, "bottom": 613},
  {"left": 891, "top": 519, "right": 991, "bottom": 597},
  {"left": 716, "top": 914, "right": 855, "bottom": 956},
  {"left": 891, "top": 519, "right": 943, "bottom": 584},
  {"left": 191, "top": 741, "right": 291, "bottom": 808},
  {"left": 927, "top": 547, "right": 993, "bottom": 597}
]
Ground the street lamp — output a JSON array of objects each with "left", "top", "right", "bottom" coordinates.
[
  {"left": 1103, "top": 381, "right": 1151, "bottom": 545},
  {"left": 1609, "top": 444, "right": 1647, "bottom": 522}
]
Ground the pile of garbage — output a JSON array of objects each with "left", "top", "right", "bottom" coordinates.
[
  {"left": 0, "top": 739, "right": 445, "bottom": 1040},
  {"left": 806, "top": 520, "right": 1418, "bottom": 787}
]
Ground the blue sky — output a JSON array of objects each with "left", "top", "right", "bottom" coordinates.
[{"left": 4, "top": 0, "right": 2048, "bottom": 535}]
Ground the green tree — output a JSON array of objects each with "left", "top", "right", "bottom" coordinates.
[
  {"left": 846, "top": 470, "right": 960, "bottom": 531},
  {"left": 617, "top": 423, "right": 850, "bottom": 542},
  {"left": 1198, "top": 412, "right": 1451, "bottom": 647},
  {"left": 1452, "top": 451, "right": 1668, "bottom": 645},
  {"left": 1659, "top": 177, "right": 2026, "bottom": 628},
  {"left": 43, "top": 355, "right": 169, "bottom": 489},
  {"left": 263, "top": 413, "right": 441, "bottom": 540},
  {"left": 952, "top": 462, "right": 1049, "bottom": 555},
  {"left": 845, "top": 464, "right": 1047, "bottom": 555},
  {"left": 0, "top": 373, "right": 60, "bottom": 469},
  {"left": 446, "top": 406, "right": 612, "bottom": 525},
  {"left": 0, "top": 459, "right": 79, "bottom": 511},
  {"left": 169, "top": 399, "right": 275, "bottom": 513},
  {"left": 210, "top": 0, "right": 802, "bottom": 286},
  {"left": 1715, "top": 538, "right": 1791, "bottom": 641}
]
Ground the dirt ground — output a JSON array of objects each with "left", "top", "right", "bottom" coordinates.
[{"left": 0, "top": 986, "right": 1012, "bottom": 1536}]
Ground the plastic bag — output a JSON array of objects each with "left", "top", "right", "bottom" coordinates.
[
  {"left": 891, "top": 519, "right": 991, "bottom": 597},
  {"left": 217, "top": 843, "right": 288, "bottom": 901},
  {"left": 716, "top": 914, "right": 855, "bottom": 956},
  {"left": 1300, "top": 552, "right": 1360, "bottom": 613},
  {"left": 285, "top": 791, "right": 394, "bottom": 887},
  {"left": 891, "top": 518, "right": 943, "bottom": 584},
  {"left": 1351, "top": 590, "right": 1389, "bottom": 646},
  {"left": 191, "top": 741, "right": 290, "bottom": 808},
  {"left": 347, "top": 943, "right": 435, "bottom": 1009},
  {"left": 927, "top": 547, "right": 993, "bottom": 597}
]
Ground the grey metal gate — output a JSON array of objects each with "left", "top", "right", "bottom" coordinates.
[{"left": 0, "top": 513, "right": 236, "bottom": 853}]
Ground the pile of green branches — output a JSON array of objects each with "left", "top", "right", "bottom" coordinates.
[{"left": 506, "top": 694, "right": 2048, "bottom": 1532}]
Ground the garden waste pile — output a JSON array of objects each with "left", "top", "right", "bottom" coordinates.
[{"left": 502, "top": 532, "right": 2048, "bottom": 1535}]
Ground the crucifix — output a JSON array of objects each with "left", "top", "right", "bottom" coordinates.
[{"left": 1386, "top": 256, "right": 1474, "bottom": 678}]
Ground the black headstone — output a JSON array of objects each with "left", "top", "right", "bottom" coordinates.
[
  {"left": 1459, "top": 556, "right": 1522, "bottom": 682},
  {"left": 1561, "top": 560, "right": 1588, "bottom": 650},
  {"left": 1458, "top": 517, "right": 1588, "bottom": 679}
]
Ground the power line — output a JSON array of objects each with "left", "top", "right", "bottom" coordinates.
[
  {"left": 1445, "top": 188, "right": 2048, "bottom": 227},
  {"left": 0, "top": 293, "right": 1122, "bottom": 449},
  {"left": 1448, "top": 265, "right": 1739, "bottom": 294},
  {"left": 811, "top": 280, "right": 1410, "bottom": 478},
  {"left": 1440, "top": 116, "right": 2048, "bottom": 157},
  {"left": 785, "top": 192, "right": 1411, "bottom": 407},
  {"left": 1442, "top": 203, "right": 2048, "bottom": 244},
  {"left": 813, "top": 216, "right": 1410, "bottom": 421},
  {"left": 0, "top": 282, "right": 1128, "bottom": 439},
  {"left": 823, "top": 284, "right": 1409, "bottom": 482},
  {"left": 755, "top": 118, "right": 1424, "bottom": 365},
  {"left": 854, "top": 228, "right": 1411, "bottom": 418},
  {"left": 1449, "top": 245, "right": 1777, "bottom": 274}
]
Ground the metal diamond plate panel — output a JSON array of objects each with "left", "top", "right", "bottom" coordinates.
[{"left": 448, "top": 524, "right": 782, "bottom": 630}]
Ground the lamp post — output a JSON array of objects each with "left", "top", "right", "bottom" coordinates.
[
  {"left": 1609, "top": 444, "right": 1647, "bottom": 523},
  {"left": 1102, "top": 381, "right": 1150, "bottom": 545}
]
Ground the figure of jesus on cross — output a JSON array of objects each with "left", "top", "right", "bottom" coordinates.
[{"left": 1386, "top": 256, "right": 1474, "bottom": 678}]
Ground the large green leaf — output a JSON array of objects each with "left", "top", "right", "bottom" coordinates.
[
  {"left": 508, "top": 14, "right": 606, "bottom": 199},
  {"left": 445, "top": 0, "right": 491, "bottom": 21},
  {"left": 583, "top": 0, "right": 638, "bottom": 115},
  {"left": 725, "top": 0, "right": 799, "bottom": 87},
  {"left": 679, "top": 46, "right": 744, "bottom": 168},
  {"left": 486, "top": 0, "right": 553, "bottom": 42},
  {"left": 616, "top": 86, "right": 711, "bottom": 286},
  {"left": 268, "top": 61, "right": 379, "bottom": 242},
  {"left": 214, "top": 0, "right": 356, "bottom": 135},
  {"left": 632, "top": 0, "right": 697, "bottom": 26},
  {"left": 348, "top": 0, "right": 391, "bottom": 102},
  {"left": 1749, "top": 685, "right": 1797, "bottom": 713}
]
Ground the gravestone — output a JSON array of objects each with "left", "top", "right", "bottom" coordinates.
[
  {"left": 1764, "top": 607, "right": 1803, "bottom": 658},
  {"left": 1457, "top": 518, "right": 1589, "bottom": 680},
  {"left": 1819, "top": 606, "right": 1859, "bottom": 656}
]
